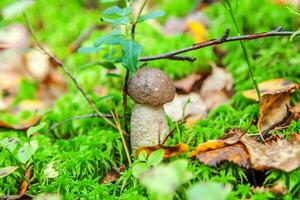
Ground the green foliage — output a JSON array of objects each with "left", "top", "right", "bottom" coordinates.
[
  {"left": 187, "top": 182, "right": 232, "bottom": 200},
  {"left": 1, "top": 0, "right": 300, "bottom": 199}
]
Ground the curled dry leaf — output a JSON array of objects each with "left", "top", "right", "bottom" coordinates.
[
  {"left": 102, "top": 165, "right": 126, "bottom": 184},
  {"left": 0, "top": 116, "right": 41, "bottom": 130},
  {"left": 242, "top": 79, "right": 298, "bottom": 101},
  {"left": 200, "top": 66, "right": 233, "bottom": 110},
  {"left": 240, "top": 134, "right": 300, "bottom": 172},
  {"left": 19, "top": 165, "right": 33, "bottom": 198},
  {"left": 252, "top": 181, "right": 288, "bottom": 195},
  {"left": 136, "top": 143, "right": 189, "bottom": 159},
  {"left": 291, "top": 102, "right": 300, "bottom": 120},
  {"left": 174, "top": 72, "right": 209, "bottom": 94},
  {"left": 189, "top": 140, "right": 226, "bottom": 158},
  {"left": 195, "top": 143, "right": 250, "bottom": 168},
  {"left": 243, "top": 79, "right": 299, "bottom": 136},
  {"left": 191, "top": 129, "right": 300, "bottom": 172},
  {"left": 164, "top": 93, "right": 207, "bottom": 122}
]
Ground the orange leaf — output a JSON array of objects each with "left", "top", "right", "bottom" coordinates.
[
  {"left": 242, "top": 79, "right": 298, "bottom": 101},
  {"left": 189, "top": 140, "right": 226, "bottom": 158},
  {"left": 136, "top": 143, "right": 189, "bottom": 159},
  {"left": 195, "top": 143, "right": 250, "bottom": 168},
  {"left": 0, "top": 116, "right": 41, "bottom": 130}
]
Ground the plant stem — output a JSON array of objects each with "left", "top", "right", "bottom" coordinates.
[{"left": 224, "top": 0, "right": 261, "bottom": 102}]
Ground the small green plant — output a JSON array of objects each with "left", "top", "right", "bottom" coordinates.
[
  {"left": 132, "top": 150, "right": 192, "bottom": 200},
  {"left": 0, "top": 122, "right": 46, "bottom": 178}
]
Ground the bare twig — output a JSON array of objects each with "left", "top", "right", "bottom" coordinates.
[
  {"left": 49, "top": 113, "right": 122, "bottom": 131},
  {"left": 69, "top": 24, "right": 104, "bottom": 53},
  {"left": 139, "top": 29, "right": 300, "bottom": 62},
  {"left": 165, "top": 55, "right": 196, "bottom": 62},
  {"left": 23, "top": 14, "right": 117, "bottom": 129},
  {"left": 161, "top": 121, "right": 185, "bottom": 145},
  {"left": 122, "top": 71, "right": 130, "bottom": 135}
]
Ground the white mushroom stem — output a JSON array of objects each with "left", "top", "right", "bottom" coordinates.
[{"left": 130, "top": 103, "right": 169, "bottom": 150}]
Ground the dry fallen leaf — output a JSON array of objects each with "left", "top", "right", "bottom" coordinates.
[
  {"left": 0, "top": 116, "right": 41, "bottom": 130},
  {"left": 252, "top": 181, "right": 288, "bottom": 195},
  {"left": 195, "top": 143, "right": 250, "bottom": 168},
  {"left": 258, "top": 91, "right": 291, "bottom": 135},
  {"left": 243, "top": 79, "right": 299, "bottom": 136},
  {"left": 136, "top": 143, "right": 189, "bottom": 159},
  {"left": 200, "top": 66, "right": 233, "bottom": 110},
  {"left": 291, "top": 102, "right": 300, "bottom": 120},
  {"left": 185, "top": 19, "right": 208, "bottom": 43},
  {"left": 164, "top": 93, "right": 207, "bottom": 122},
  {"left": 189, "top": 140, "right": 227, "bottom": 158},
  {"left": 240, "top": 134, "right": 300, "bottom": 172},
  {"left": 19, "top": 165, "right": 33, "bottom": 198},
  {"left": 174, "top": 72, "right": 209, "bottom": 94},
  {"left": 242, "top": 79, "right": 298, "bottom": 101},
  {"left": 191, "top": 128, "right": 300, "bottom": 172},
  {"left": 102, "top": 165, "right": 126, "bottom": 184}
]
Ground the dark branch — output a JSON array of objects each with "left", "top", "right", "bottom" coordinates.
[
  {"left": 139, "top": 29, "right": 299, "bottom": 62},
  {"left": 49, "top": 113, "right": 125, "bottom": 131}
]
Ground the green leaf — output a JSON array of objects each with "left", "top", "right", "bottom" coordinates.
[
  {"left": 78, "top": 46, "right": 104, "bottom": 53},
  {"left": 2, "top": 0, "right": 34, "bottom": 19},
  {"left": 0, "top": 137, "right": 18, "bottom": 153},
  {"left": 26, "top": 122, "right": 46, "bottom": 137},
  {"left": 30, "top": 140, "right": 39, "bottom": 153},
  {"left": 106, "top": 73, "right": 123, "bottom": 78},
  {"left": 122, "top": 40, "right": 142, "bottom": 73},
  {"left": 132, "top": 162, "right": 149, "bottom": 178},
  {"left": 138, "top": 150, "right": 148, "bottom": 162},
  {"left": 187, "top": 182, "right": 232, "bottom": 200},
  {"left": 137, "top": 10, "right": 165, "bottom": 23},
  {"left": 99, "top": 61, "right": 117, "bottom": 69},
  {"left": 0, "top": 166, "right": 18, "bottom": 178},
  {"left": 147, "top": 149, "right": 164, "bottom": 167},
  {"left": 103, "top": 6, "right": 131, "bottom": 16},
  {"left": 97, "top": 94, "right": 114, "bottom": 102},
  {"left": 18, "top": 143, "right": 34, "bottom": 164},
  {"left": 94, "top": 30, "right": 124, "bottom": 47},
  {"left": 101, "top": 16, "right": 130, "bottom": 27}
]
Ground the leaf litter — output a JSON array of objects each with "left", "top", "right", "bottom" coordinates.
[{"left": 190, "top": 128, "right": 300, "bottom": 172}]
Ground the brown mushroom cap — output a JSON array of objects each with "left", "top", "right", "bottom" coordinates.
[{"left": 127, "top": 67, "right": 175, "bottom": 106}]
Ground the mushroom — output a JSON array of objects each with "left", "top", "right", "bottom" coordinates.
[{"left": 127, "top": 67, "right": 176, "bottom": 150}]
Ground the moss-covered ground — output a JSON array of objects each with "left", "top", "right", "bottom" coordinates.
[{"left": 0, "top": 0, "right": 300, "bottom": 199}]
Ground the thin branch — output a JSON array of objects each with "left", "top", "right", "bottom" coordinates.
[
  {"left": 49, "top": 113, "right": 121, "bottom": 131},
  {"left": 165, "top": 55, "right": 196, "bottom": 62},
  {"left": 23, "top": 14, "right": 117, "bottom": 129},
  {"left": 139, "top": 29, "right": 300, "bottom": 62},
  {"left": 69, "top": 24, "right": 104, "bottom": 53},
  {"left": 161, "top": 121, "right": 185, "bottom": 145}
]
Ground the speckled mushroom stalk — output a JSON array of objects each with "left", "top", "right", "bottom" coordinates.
[{"left": 127, "top": 67, "right": 175, "bottom": 150}]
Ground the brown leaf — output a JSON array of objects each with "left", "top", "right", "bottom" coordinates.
[
  {"left": 252, "top": 181, "right": 288, "bottom": 195},
  {"left": 0, "top": 116, "right": 41, "bottom": 130},
  {"left": 191, "top": 129, "right": 300, "bottom": 172},
  {"left": 136, "top": 143, "right": 189, "bottom": 159},
  {"left": 19, "top": 165, "right": 33, "bottom": 197},
  {"left": 291, "top": 102, "right": 300, "bottom": 120},
  {"left": 240, "top": 134, "right": 300, "bottom": 172},
  {"left": 164, "top": 93, "right": 207, "bottom": 122},
  {"left": 258, "top": 91, "right": 291, "bottom": 135},
  {"left": 243, "top": 79, "right": 298, "bottom": 101},
  {"left": 189, "top": 140, "right": 227, "bottom": 158},
  {"left": 174, "top": 72, "right": 209, "bottom": 94},
  {"left": 102, "top": 165, "right": 126, "bottom": 184},
  {"left": 200, "top": 66, "right": 233, "bottom": 110},
  {"left": 195, "top": 143, "right": 250, "bottom": 168}
]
